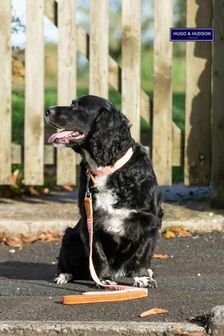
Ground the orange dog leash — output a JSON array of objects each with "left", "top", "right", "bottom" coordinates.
[{"left": 63, "top": 172, "right": 148, "bottom": 304}]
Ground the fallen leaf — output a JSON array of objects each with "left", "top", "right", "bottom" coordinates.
[
  {"left": 3, "top": 236, "right": 24, "bottom": 248},
  {"left": 10, "top": 169, "right": 20, "bottom": 186},
  {"left": 163, "top": 227, "right": 192, "bottom": 238},
  {"left": 140, "top": 308, "right": 168, "bottom": 317},
  {"left": 10, "top": 175, "right": 17, "bottom": 186},
  {"left": 20, "top": 234, "right": 38, "bottom": 245},
  {"left": 153, "top": 254, "right": 169, "bottom": 260},
  {"left": 163, "top": 230, "right": 176, "bottom": 238},
  {"left": 169, "top": 226, "right": 192, "bottom": 237},
  {"left": 27, "top": 186, "right": 40, "bottom": 196},
  {"left": 63, "top": 185, "right": 73, "bottom": 192},
  {"left": 0, "top": 231, "right": 62, "bottom": 247},
  {"left": 38, "top": 231, "right": 62, "bottom": 242}
]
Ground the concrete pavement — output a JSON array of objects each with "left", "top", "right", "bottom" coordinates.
[
  {"left": 0, "top": 187, "right": 224, "bottom": 335},
  {"left": 0, "top": 233, "right": 224, "bottom": 334},
  {"left": 0, "top": 321, "right": 207, "bottom": 335},
  {"left": 0, "top": 185, "right": 224, "bottom": 236}
]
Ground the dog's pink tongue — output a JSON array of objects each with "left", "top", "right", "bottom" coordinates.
[{"left": 48, "top": 130, "right": 73, "bottom": 143}]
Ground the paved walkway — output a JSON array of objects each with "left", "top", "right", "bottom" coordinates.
[
  {"left": 0, "top": 187, "right": 224, "bottom": 334},
  {"left": 0, "top": 233, "right": 223, "bottom": 323},
  {"left": 0, "top": 185, "right": 224, "bottom": 235}
]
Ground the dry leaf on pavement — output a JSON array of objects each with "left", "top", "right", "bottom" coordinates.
[
  {"left": 163, "top": 230, "right": 176, "bottom": 238},
  {"left": 153, "top": 254, "right": 169, "bottom": 259},
  {"left": 63, "top": 185, "right": 73, "bottom": 192},
  {"left": 20, "top": 234, "right": 38, "bottom": 245},
  {"left": 3, "top": 236, "right": 24, "bottom": 248},
  {"left": 1, "top": 231, "right": 62, "bottom": 248},
  {"left": 140, "top": 308, "right": 168, "bottom": 317},
  {"left": 163, "top": 226, "right": 192, "bottom": 238},
  {"left": 27, "top": 186, "right": 40, "bottom": 196},
  {"left": 169, "top": 226, "right": 192, "bottom": 237},
  {"left": 39, "top": 231, "right": 62, "bottom": 242}
]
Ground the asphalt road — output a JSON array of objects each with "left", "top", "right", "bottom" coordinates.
[{"left": 0, "top": 233, "right": 223, "bottom": 322}]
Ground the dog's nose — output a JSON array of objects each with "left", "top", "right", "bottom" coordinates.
[{"left": 45, "top": 107, "right": 55, "bottom": 117}]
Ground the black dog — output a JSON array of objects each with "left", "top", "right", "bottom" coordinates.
[{"left": 45, "top": 95, "right": 163, "bottom": 288}]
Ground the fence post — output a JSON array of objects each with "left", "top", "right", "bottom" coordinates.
[
  {"left": 122, "top": 0, "right": 141, "bottom": 142},
  {"left": 0, "top": 0, "right": 11, "bottom": 184},
  {"left": 57, "top": 0, "right": 77, "bottom": 185},
  {"left": 211, "top": 0, "right": 224, "bottom": 208},
  {"left": 25, "top": 0, "right": 44, "bottom": 185},
  {"left": 153, "top": 0, "right": 173, "bottom": 185},
  {"left": 89, "top": 0, "right": 108, "bottom": 98},
  {"left": 184, "top": 0, "right": 212, "bottom": 186}
]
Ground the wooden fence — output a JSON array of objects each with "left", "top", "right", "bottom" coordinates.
[{"left": 0, "top": 0, "right": 223, "bottom": 207}]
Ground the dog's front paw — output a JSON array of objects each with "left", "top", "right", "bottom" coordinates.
[
  {"left": 133, "top": 269, "right": 157, "bottom": 288},
  {"left": 133, "top": 276, "right": 157, "bottom": 288},
  {"left": 54, "top": 273, "right": 73, "bottom": 285}
]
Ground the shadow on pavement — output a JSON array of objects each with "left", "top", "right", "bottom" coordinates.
[{"left": 0, "top": 261, "right": 56, "bottom": 281}]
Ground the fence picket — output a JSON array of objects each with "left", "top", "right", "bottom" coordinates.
[
  {"left": 122, "top": 0, "right": 141, "bottom": 142},
  {"left": 185, "top": 0, "right": 211, "bottom": 185},
  {"left": 57, "top": 0, "right": 77, "bottom": 185},
  {"left": 1, "top": 0, "right": 212, "bottom": 187},
  {"left": 89, "top": 0, "right": 108, "bottom": 98},
  {"left": 25, "top": 0, "right": 44, "bottom": 185},
  {"left": 0, "top": 0, "right": 11, "bottom": 184},
  {"left": 45, "top": 2, "right": 151, "bottom": 126},
  {"left": 153, "top": 0, "right": 173, "bottom": 185},
  {"left": 211, "top": 0, "right": 224, "bottom": 207}
]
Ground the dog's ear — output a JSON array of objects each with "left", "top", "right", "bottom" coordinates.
[
  {"left": 96, "top": 107, "right": 131, "bottom": 130},
  {"left": 88, "top": 107, "right": 133, "bottom": 166}
]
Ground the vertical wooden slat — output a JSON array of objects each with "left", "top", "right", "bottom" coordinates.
[
  {"left": 45, "top": 3, "right": 151, "bottom": 126},
  {"left": 25, "top": 0, "right": 44, "bottom": 185},
  {"left": 172, "top": 125, "right": 183, "bottom": 167},
  {"left": 0, "top": 1, "right": 11, "bottom": 184},
  {"left": 122, "top": 0, "right": 141, "bottom": 142},
  {"left": 211, "top": 0, "right": 224, "bottom": 208},
  {"left": 44, "top": 0, "right": 57, "bottom": 26},
  {"left": 89, "top": 0, "right": 108, "bottom": 98},
  {"left": 57, "top": 0, "right": 76, "bottom": 185},
  {"left": 184, "top": 0, "right": 211, "bottom": 186},
  {"left": 153, "top": 0, "right": 172, "bottom": 185}
]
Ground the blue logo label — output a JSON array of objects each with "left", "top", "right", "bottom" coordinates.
[{"left": 170, "top": 28, "right": 214, "bottom": 42}]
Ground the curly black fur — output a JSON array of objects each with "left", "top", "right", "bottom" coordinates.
[
  {"left": 45, "top": 95, "right": 163, "bottom": 287},
  {"left": 86, "top": 107, "right": 133, "bottom": 166}
]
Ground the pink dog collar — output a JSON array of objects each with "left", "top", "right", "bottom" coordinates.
[{"left": 89, "top": 147, "right": 134, "bottom": 176}]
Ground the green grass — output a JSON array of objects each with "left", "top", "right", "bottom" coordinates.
[
  {"left": 173, "top": 92, "right": 185, "bottom": 129},
  {"left": 12, "top": 91, "right": 24, "bottom": 144}
]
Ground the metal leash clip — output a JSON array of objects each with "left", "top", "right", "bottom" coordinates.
[{"left": 85, "top": 171, "right": 91, "bottom": 198}]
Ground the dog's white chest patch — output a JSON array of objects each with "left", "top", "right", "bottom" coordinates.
[{"left": 94, "top": 175, "right": 134, "bottom": 236}]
